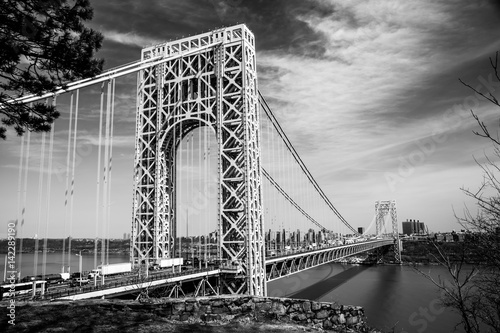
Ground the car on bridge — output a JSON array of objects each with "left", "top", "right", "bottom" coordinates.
[
  {"left": 20, "top": 276, "right": 36, "bottom": 283},
  {"left": 70, "top": 277, "right": 89, "bottom": 287},
  {"left": 44, "top": 274, "right": 66, "bottom": 285}
]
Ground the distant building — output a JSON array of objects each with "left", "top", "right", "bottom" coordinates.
[
  {"left": 402, "top": 219, "right": 426, "bottom": 235},
  {"left": 358, "top": 227, "right": 365, "bottom": 235}
]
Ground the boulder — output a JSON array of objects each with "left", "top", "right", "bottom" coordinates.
[
  {"left": 311, "top": 302, "right": 321, "bottom": 311},
  {"left": 315, "top": 309, "right": 329, "bottom": 319},
  {"left": 302, "top": 301, "right": 311, "bottom": 312},
  {"left": 271, "top": 302, "right": 287, "bottom": 316},
  {"left": 323, "top": 319, "right": 333, "bottom": 329}
]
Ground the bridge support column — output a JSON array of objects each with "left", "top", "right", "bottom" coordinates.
[
  {"left": 131, "top": 25, "right": 266, "bottom": 296},
  {"left": 375, "top": 200, "right": 401, "bottom": 263}
]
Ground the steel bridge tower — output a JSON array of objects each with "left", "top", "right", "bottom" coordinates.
[
  {"left": 131, "top": 25, "right": 266, "bottom": 296},
  {"left": 375, "top": 200, "right": 401, "bottom": 263}
]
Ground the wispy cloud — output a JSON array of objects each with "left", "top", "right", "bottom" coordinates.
[
  {"left": 258, "top": 0, "right": 500, "bottom": 164},
  {"left": 102, "top": 29, "right": 163, "bottom": 48}
]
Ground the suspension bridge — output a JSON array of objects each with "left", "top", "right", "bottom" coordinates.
[{"left": 2, "top": 24, "right": 401, "bottom": 300}]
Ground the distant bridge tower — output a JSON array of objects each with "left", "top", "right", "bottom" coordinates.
[
  {"left": 375, "top": 200, "right": 401, "bottom": 263},
  {"left": 131, "top": 25, "right": 266, "bottom": 296}
]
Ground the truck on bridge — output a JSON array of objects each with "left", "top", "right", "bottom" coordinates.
[
  {"left": 150, "top": 258, "right": 183, "bottom": 270},
  {"left": 88, "top": 263, "right": 132, "bottom": 278}
]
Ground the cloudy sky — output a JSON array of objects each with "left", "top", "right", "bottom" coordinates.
[{"left": 2, "top": 0, "right": 500, "bottom": 238}]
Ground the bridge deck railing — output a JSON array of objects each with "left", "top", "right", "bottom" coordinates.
[
  {"left": 265, "top": 238, "right": 390, "bottom": 261},
  {"left": 13, "top": 266, "right": 219, "bottom": 301}
]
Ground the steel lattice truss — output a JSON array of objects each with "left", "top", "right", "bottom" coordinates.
[
  {"left": 375, "top": 200, "right": 401, "bottom": 263},
  {"left": 131, "top": 25, "right": 266, "bottom": 296},
  {"left": 266, "top": 239, "right": 393, "bottom": 281}
]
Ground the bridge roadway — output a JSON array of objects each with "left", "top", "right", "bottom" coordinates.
[
  {"left": 266, "top": 239, "right": 394, "bottom": 281},
  {"left": 18, "top": 239, "right": 393, "bottom": 301}
]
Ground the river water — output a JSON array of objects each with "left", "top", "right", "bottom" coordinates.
[
  {"left": 0, "top": 252, "right": 130, "bottom": 279},
  {"left": 1, "top": 253, "right": 465, "bottom": 332},
  {"left": 268, "top": 263, "right": 465, "bottom": 333}
]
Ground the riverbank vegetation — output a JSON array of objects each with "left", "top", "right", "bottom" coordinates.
[{"left": 398, "top": 240, "right": 483, "bottom": 264}]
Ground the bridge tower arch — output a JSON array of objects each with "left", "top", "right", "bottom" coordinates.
[
  {"left": 375, "top": 200, "right": 401, "bottom": 263},
  {"left": 131, "top": 25, "right": 266, "bottom": 296}
]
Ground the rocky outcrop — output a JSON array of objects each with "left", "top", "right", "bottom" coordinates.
[
  {"left": 125, "top": 295, "right": 367, "bottom": 331},
  {"left": 1, "top": 296, "right": 372, "bottom": 332}
]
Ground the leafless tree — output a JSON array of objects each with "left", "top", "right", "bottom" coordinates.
[{"left": 415, "top": 51, "right": 500, "bottom": 333}]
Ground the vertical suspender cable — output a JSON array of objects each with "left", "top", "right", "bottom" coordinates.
[
  {"left": 101, "top": 80, "right": 112, "bottom": 284},
  {"left": 34, "top": 131, "right": 46, "bottom": 278},
  {"left": 193, "top": 133, "right": 199, "bottom": 268},
  {"left": 15, "top": 128, "right": 25, "bottom": 281},
  {"left": 19, "top": 125, "right": 31, "bottom": 279},
  {"left": 197, "top": 126, "right": 201, "bottom": 263},
  {"left": 62, "top": 93, "right": 74, "bottom": 273},
  {"left": 191, "top": 132, "right": 196, "bottom": 267},
  {"left": 94, "top": 83, "right": 105, "bottom": 271},
  {"left": 189, "top": 131, "right": 193, "bottom": 265},
  {"left": 185, "top": 133, "right": 190, "bottom": 256},
  {"left": 178, "top": 126, "right": 183, "bottom": 260},
  {"left": 279, "top": 136, "right": 284, "bottom": 245},
  {"left": 285, "top": 147, "right": 290, "bottom": 234},
  {"left": 106, "top": 79, "right": 116, "bottom": 266},
  {"left": 42, "top": 97, "right": 56, "bottom": 277},
  {"left": 205, "top": 127, "right": 209, "bottom": 266},
  {"left": 198, "top": 125, "right": 205, "bottom": 268},
  {"left": 291, "top": 157, "right": 296, "bottom": 234},
  {"left": 192, "top": 131, "right": 196, "bottom": 264},
  {"left": 266, "top": 118, "right": 272, "bottom": 248},
  {"left": 173, "top": 111, "right": 177, "bottom": 258},
  {"left": 206, "top": 128, "right": 211, "bottom": 262},
  {"left": 269, "top": 117, "right": 275, "bottom": 243},
  {"left": 68, "top": 89, "right": 80, "bottom": 273},
  {"left": 187, "top": 133, "right": 191, "bottom": 261},
  {"left": 206, "top": 129, "right": 210, "bottom": 265},
  {"left": 286, "top": 148, "right": 291, "bottom": 241},
  {"left": 131, "top": 72, "right": 139, "bottom": 265}
]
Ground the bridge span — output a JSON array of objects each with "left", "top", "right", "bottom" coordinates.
[
  {"left": 4, "top": 24, "right": 401, "bottom": 300},
  {"left": 266, "top": 239, "right": 394, "bottom": 281},
  {"left": 7, "top": 240, "right": 395, "bottom": 301}
]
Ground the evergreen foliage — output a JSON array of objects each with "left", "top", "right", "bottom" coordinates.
[{"left": 0, "top": 0, "right": 104, "bottom": 139}]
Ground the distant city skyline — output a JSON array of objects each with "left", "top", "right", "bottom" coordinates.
[{"left": 1, "top": 1, "right": 500, "bottom": 238}]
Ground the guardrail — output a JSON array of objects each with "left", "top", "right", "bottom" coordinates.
[{"left": 12, "top": 266, "right": 220, "bottom": 301}]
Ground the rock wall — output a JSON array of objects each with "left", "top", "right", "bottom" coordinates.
[
  {"left": 1, "top": 296, "right": 370, "bottom": 332},
  {"left": 134, "top": 295, "right": 368, "bottom": 331}
]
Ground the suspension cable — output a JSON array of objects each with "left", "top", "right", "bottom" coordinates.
[
  {"left": 5, "top": 41, "right": 224, "bottom": 106},
  {"left": 261, "top": 168, "right": 325, "bottom": 231},
  {"left": 259, "top": 92, "right": 357, "bottom": 234}
]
